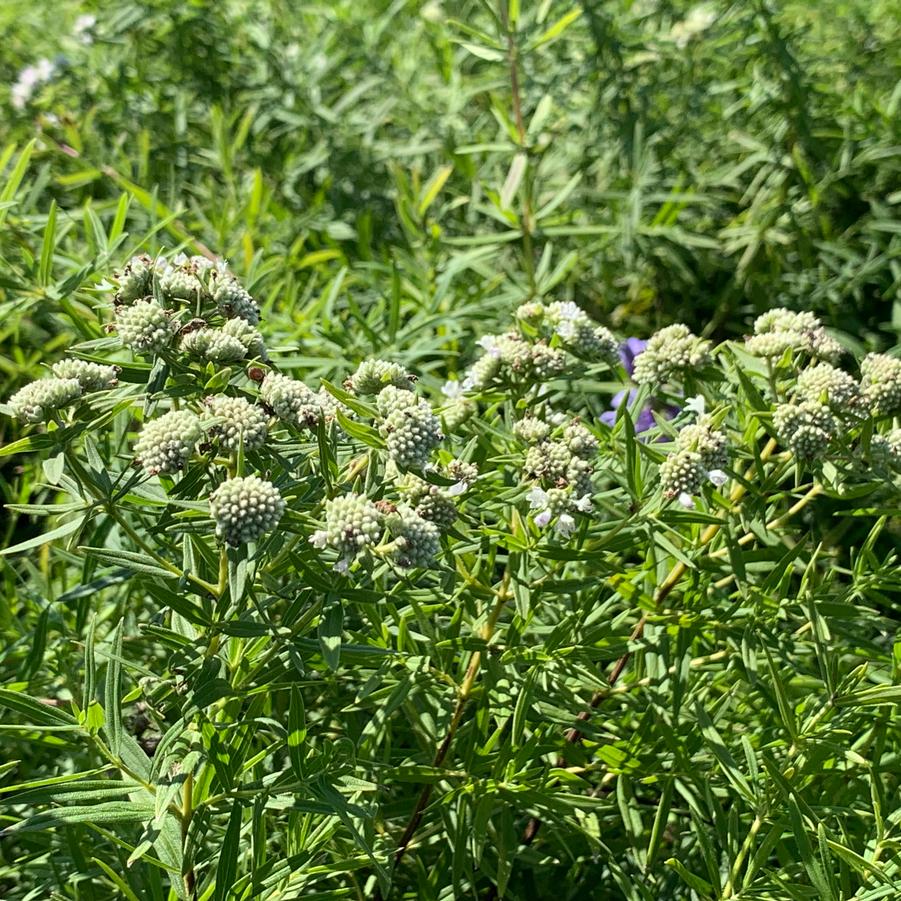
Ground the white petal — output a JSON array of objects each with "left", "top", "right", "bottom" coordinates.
[
  {"left": 707, "top": 469, "right": 728, "bottom": 487},
  {"left": 534, "top": 509, "right": 552, "bottom": 528},
  {"left": 446, "top": 480, "right": 467, "bottom": 497},
  {"left": 678, "top": 492, "right": 694, "bottom": 508},
  {"left": 462, "top": 374, "right": 476, "bottom": 391},
  {"left": 309, "top": 530, "right": 328, "bottom": 549},
  {"left": 684, "top": 395, "right": 706, "bottom": 415},
  {"left": 555, "top": 513, "right": 576, "bottom": 536},
  {"left": 574, "top": 494, "right": 593, "bottom": 513},
  {"left": 527, "top": 487, "right": 549, "bottom": 509},
  {"left": 442, "top": 380, "right": 462, "bottom": 399},
  {"left": 334, "top": 558, "right": 350, "bottom": 574}
]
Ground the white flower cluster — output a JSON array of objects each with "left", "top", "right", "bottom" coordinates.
[
  {"left": 134, "top": 410, "right": 204, "bottom": 475},
  {"left": 8, "top": 357, "right": 121, "bottom": 424},
  {"left": 205, "top": 395, "right": 269, "bottom": 451},
  {"left": 517, "top": 300, "right": 619, "bottom": 363},
  {"left": 346, "top": 360, "right": 413, "bottom": 395},
  {"left": 518, "top": 416, "right": 598, "bottom": 536},
  {"left": 872, "top": 429, "right": 901, "bottom": 471},
  {"left": 51, "top": 359, "right": 120, "bottom": 392},
  {"left": 376, "top": 384, "right": 442, "bottom": 470},
  {"left": 660, "top": 411, "right": 729, "bottom": 507},
  {"left": 793, "top": 362, "right": 863, "bottom": 413},
  {"left": 11, "top": 58, "right": 56, "bottom": 110},
  {"left": 860, "top": 353, "right": 901, "bottom": 415},
  {"left": 393, "top": 461, "right": 475, "bottom": 531},
  {"left": 259, "top": 372, "right": 341, "bottom": 430},
  {"left": 310, "top": 494, "right": 385, "bottom": 571},
  {"left": 745, "top": 308, "right": 842, "bottom": 363},
  {"left": 110, "top": 254, "right": 263, "bottom": 363},
  {"left": 114, "top": 299, "right": 174, "bottom": 354},
  {"left": 384, "top": 505, "right": 442, "bottom": 569},
  {"left": 773, "top": 401, "right": 836, "bottom": 459},
  {"left": 209, "top": 476, "right": 285, "bottom": 546},
  {"left": 8, "top": 377, "right": 82, "bottom": 424},
  {"left": 633, "top": 324, "right": 711, "bottom": 384}
]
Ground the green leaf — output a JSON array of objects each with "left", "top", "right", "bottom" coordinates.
[
  {"left": 319, "top": 595, "right": 344, "bottom": 671},
  {"left": 103, "top": 620, "right": 124, "bottom": 758}
]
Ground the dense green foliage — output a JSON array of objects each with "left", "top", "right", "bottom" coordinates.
[{"left": 1, "top": 1, "right": 900, "bottom": 899}]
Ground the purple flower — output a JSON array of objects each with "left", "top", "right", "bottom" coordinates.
[
  {"left": 600, "top": 388, "right": 656, "bottom": 432},
  {"left": 601, "top": 338, "right": 676, "bottom": 434},
  {"left": 621, "top": 338, "right": 648, "bottom": 376}
]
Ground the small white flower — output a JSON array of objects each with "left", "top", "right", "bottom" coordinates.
[
  {"left": 74, "top": 13, "right": 96, "bottom": 43},
  {"left": 334, "top": 558, "right": 350, "bottom": 574},
  {"left": 684, "top": 395, "right": 706, "bottom": 416},
  {"left": 462, "top": 373, "right": 476, "bottom": 391},
  {"left": 574, "top": 494, "right": 593, "bottom": 513},
  {"left": 555, "top": 513, "right": 576, "bottom": 536},
  {"left": 478, "top": 335, "right": 501, "bottom": 358},
  {"left": 309, "top": 530, "right": 328, "bottom": 549},
  {"left": 548, "top": 411, "right": 568, "bottom": 426},
  {"left": 18, "top": 66, "right": 41, "bottom": 89},
  {"left": 11, "top": 84, "right": 30, "bottom": 110},
  {"left": 35, "top": 58, "right": 55, "bottom": 81},
  {"left": 554, "top": 319, "right": 577, "bottom": 340},
  {"left": 554, "top": 301, "right": 582, "bottom": 321},
  {"left": 446, "top": 480, "right": 467, "bottom": 497},
  {"left": 707, "top": 469, "right": 728, "bottom": 488},
  {"left": 442, "top": 380, "right": 462, "bottom": 400},
  {"left": 527, "top": 486, "right": 549, "bottom": 509},
  {"left": 534, "top": 509, "right": 552, "bottom": 528},
  {"left": 678, "top": 492, "right": 694, "bottom": 508}
]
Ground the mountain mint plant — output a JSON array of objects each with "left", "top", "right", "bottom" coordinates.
[{"left": 1, "top": 253, "right": 899, "bottom": 900}]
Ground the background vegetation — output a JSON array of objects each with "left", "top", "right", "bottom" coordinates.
[{"left": 1, "top": 1, "right": 899, "bottom": 899}]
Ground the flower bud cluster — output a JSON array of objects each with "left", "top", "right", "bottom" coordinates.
[
  {"left": 660, "top": 451, "right": 708, "bottom": 502},
  {"left": 515, "top": 300, "right": 619, "bottom": 363},
  {"left": 180, "top": 318, "right": 266, "bottom": 365},
  {"left": 310, "top": 494, "right": 385, "bottom": 569},
  {"left": 260, "top": 372, "right": 325, "bottom": 429},
  {"left": 385, "top": 505, "right": 442, "bottom": 568},
  {"left": 793, "top": 362, "right": 863, "bottom": 414},
  {"left": 134, "top": 410, "right": 203, "bottom": 475},
  {"left": 745, "top": 308, "right": 842, "bottom": 363},
  {"left": 675, "top": 415, "right": 728, "bottom": 472},
  {"left": 113, "top": 254, "right": 155, "bottom": 304},
  {"left": 659, "top": 415, "right": 728, "bottom": 506},
  {"left": 209, "top": 476, "right": 284, "bottom": 545},
  {"left": 211, "top": 270, "right": 260, "bottom": 324},
  {"left": 51, "top": 359, "right": 120, "bottom": 392},
  {"left": 347, "top": 360, "right": 412, "bottom": 395},
  {"left": 114, "top": 299, "right": 174, "bottom": 354},
  {"left": 872, "top": 429, "right": 901, "bottom": 471},
  {"left": 632, "top": 324, "right": 711, "bottom": 384},
  {"left": 518, "top": 416, "right": 598, "bottom": 534},
  {"left": 463, "top": 332, "right": 567, "bottom": 391},
  {"left": 205, "top": 395, "right": 269, "bottom": 451},
  {"left": 773, "top": 401, "right": 836, "bottom": 459},
  {"left": 393, "top": 463, "right": 474, "bottom": 531},
  {"left": 111, "top": 254, "right": 264, "bottom": 365},
  {"left": 860, "top": 353, "right": 901, "bottom": 415},
  {"left": 8, "top": 377, "right": 83, "bottom": 423},
  {"left": 377, "top": 387, "right": 442, "bottom": 469},
  {"left": 181, "top": 327, "right": 247, "bottom": 363}
]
